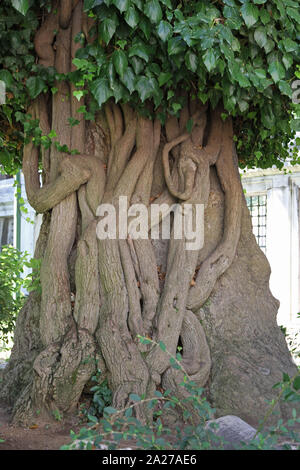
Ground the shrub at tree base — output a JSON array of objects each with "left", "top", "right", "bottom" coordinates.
[{"left": 62, "top": 339, "right": 300, "bottom": 451}]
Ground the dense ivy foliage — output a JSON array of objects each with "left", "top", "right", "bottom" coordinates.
[
  {"left": 0, "top": 245, "right": 40, "bottom": 343},
  {"left": 0, "top": 0, "right": 300, "bottom": 174}
]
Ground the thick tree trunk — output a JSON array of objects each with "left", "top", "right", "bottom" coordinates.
[{"left": 0, "top": 2, "right": 298, "bottom": 427}]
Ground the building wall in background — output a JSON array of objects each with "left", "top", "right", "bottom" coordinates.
[{"left": 242, "top": 166, "right": 300, "bottom": 332}]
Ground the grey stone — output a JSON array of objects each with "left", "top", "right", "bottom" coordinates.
[{"left": 206, "top": 415, "right": 257, "bottom": 450}]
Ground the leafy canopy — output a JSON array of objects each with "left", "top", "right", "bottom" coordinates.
[{"left": 0, "top": 0, "right": 300, "bottom": 173}]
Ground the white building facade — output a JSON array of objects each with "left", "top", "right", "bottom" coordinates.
[{"left": 242, "top": 166, "right": 300, "bottom": 340}]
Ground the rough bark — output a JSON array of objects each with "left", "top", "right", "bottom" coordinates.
[{"left": 0, "top": 2, "right": 298, "bottom": 428}]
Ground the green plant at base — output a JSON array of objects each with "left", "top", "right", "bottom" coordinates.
[
  {"left": 80, "top": 370, "right": 113, "bottom": 422},
  {"left": 53, "top": 408, "right": 62, "bottom": 422},
  {"left": 61, "top": 336, "right": 300, "bottom": 451},
  {"left": 0, "top": 245, "right": 41, "bottom": 343}
]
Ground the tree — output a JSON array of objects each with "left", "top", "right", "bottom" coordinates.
[{"left": 0, "top": 0, "right": 299, "bottom": 426}]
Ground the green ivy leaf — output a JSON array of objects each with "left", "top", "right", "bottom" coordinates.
[
  {"left": 254, "top": 27, "right": 267, "bottom": 48},
  {"left": 168, "top": 37, "right": 186, "bottom": 56},
  {"left": 112, "top": 49, "right": 128, "bottom": 78},
  {"left": 158, "top": 71, "right": 172, "bottom": 86},
  {"left": 282, "top": 54, "right": 293, "bottom": 70},
  {"left": 287, "top": 7, "right": 300, "bottom": 23},
  {"left": 83, "top": 0, "right": 104, "bottom": 10},
  {"left": 120, "top": 67, "right": 135, "bottom": 94},
  {"left": 26, "top": 76, "right": 46, "bottom": 99},
  {"left": 157, "top": 21, "right": 173, "bottom": 42},
  {"left": 241, "top": 2, "right": 260, "bottom": 28},
  {"left": 261, "top": 104, "right": 275, "bottom": 129},
  {"left": 130, "top": 56, "right": 144, "bottom": 75},
  {"left": 124, "top": 6, "right": 139, "bottom": 28},
  {"left": 283, "top": 38, "right": 298, "bottom": 53},
  {"left": 135, "top": 76, "right": 158, "bottom": 102},
  {"left": 268, "top": 61, "right": 285, "bottom": 83},
  {"left": 0, "top": 70, "right": 13, "bottom": 88},
  {"left": 99, "top": 17, "right": 118, "bottom": 44},
  {"left": 139, "top": 17, "right": 152, "bottom": 40},
  {"left": 203, "top": 49, "right": 217, "bottom": 73},
  {"left": 129, "top": 41, "right": 151, "bottom": 62},
  {"left": 185, "top": 50, "right": 198, "bottom": 73},
  {"left": 90, "top": 78, "right": 113, "bottom": 107},
  {"left": 260, "top": 8, "right": 271, "bottom": 25},
  {"left": 11, "top": 0, "right": 29, "bottom": 16},
  {"left": 278, "top": 80, "right": 292, "bottom": 97},
  {"left": 144, "top": 0, "right": 162, "bottom": 24},
  {"left": 112, "top": 0, "right": 130, "bottom": 13},
  {"left": 160, "top": 0, "right": 172, "bottom": 8}
]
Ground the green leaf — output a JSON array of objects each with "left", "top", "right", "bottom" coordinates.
[
  {"left": 129, "top": 393, "right": 141, "bottom": 402},
  {"left": 125, "top": 6, "right": 139, "bottom": 28},
  {"left": 139, "top": 17, "right": 152, "bottom": 40},
  {"left": 11, "top": 0, "right": 29, "bottom": 16},
  {"left": 238, "top": 100, "right": 249, "bottom": 112},
  {"left": 120, "top": 67, "right": 135, "bottom": 93},
  {"left": 157, "top": 21, "right": 173, "bottom": 42},
  {"left": 186, "top": 118, "right": 193, "bottom": 133},
  {"left": 160, "top": 0, "right": 172, "bottom": 8},
  {"left": 130, "top": 56, "right": 144, "bottom": 75},
  {"left": 168, "top": 37, "right": 186, "bottom": 56},
  {"left": 260, "top": 8, "right": 271, "bottom": 24},
  {"left": 158, "top": 71, "right": 172, "bottom": 86},
  {"left": 103, "top": 406, "right": 117, "bottom": 414},
  {"left": 112, "top": 0, "right": 130, "bottom": 13},
  {"left": 125, "top": 407, "right": 133, "bottom": 417},
  {"left": 268, "top": 61, "right": 285, "bottom": 83},
  {"left": 144, "top": 0, "right": 162, "bottom": 24},
  {"left": 203, "top": 49, "right": 217, "bottom": 73},
  {"left": 87, "top": 414, "right": 99, "bottom": 424},
  {"left": 282, "top": 54, "right": 293, "bottom": 70},
  {"left": 264, "top": 39, "right": 275, "bottom": 54},
  {"left": 293, "top": 376, "right": 300, "bottom": 391},
  {"left": 112, "top": 50, "right": 128, "bottom": 78},
  {"left": 287, "top": 7, "right": 300, "bottom": 23},
  {"left": 185, "top": 50, "right": 198, "bottom": 73},
  {"left": 283, "top": 38, "right": 298, "bottom": 53},
  {"left": 158, "top": 341, "right": 166, "bottom": 351},
  {"left": 26, "top": 76, "right": 46, "bottom": 99},
  {"left": 0, "top": 70, "right": 13, "bottom": 88},
  {"left": 135, "top": 76, "right": 157, "bottom": 102},
  {"left": 241, "top": 2, "right": 260, "bottom": 28},
  {"left": 254, "top": 68, "right": 266, "bottom": 79},
  {"left": 129, "top": 42, "right": 150, "bottom": 62},
  {"left": 110, "top": 80, "right": 128, "bottom": 103},
  {"left": 90, "top": 78, "right": 113, "bottom": 107},
  {"left": 254, "top": 27, "right": 267, "bottom": 48},
  {"left": 83, "top": 0, "right": 104, "bottom": 10},
  {"left": 283, "top": 372, "right": 290, "bottom": 383},
  {"left": 278, "top": 80, "right": 292, "bottom": 97},
  {"left": 261, "top": 105, "right": 275, "bottom": 129},
  {"left": 99, "top": 17, "right": 118, "bottom": 44}
]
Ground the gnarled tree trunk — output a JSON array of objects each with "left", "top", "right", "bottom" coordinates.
[{"left": 0, "top": 1, "right": 297, "bottom": 427}]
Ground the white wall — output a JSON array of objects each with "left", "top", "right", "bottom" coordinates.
[{"left": 242, "top": 168, "right": 300, "bottom": 329}]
